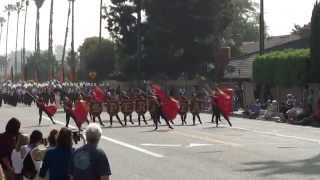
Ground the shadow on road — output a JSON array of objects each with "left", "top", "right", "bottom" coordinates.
[{"left": 240, "top": 154, "right": 320, "bottom": 176}]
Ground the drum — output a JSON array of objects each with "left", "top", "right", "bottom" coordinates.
[
  {"left": 135, "top": 99, "right": 147, "bottom": 114},
  {"left": 121, "top": 100, "right": 134, "bottom": 114},
  {"left": 106, "top": 101, "right": 119, "bottom": 115},
  {"left": 178, "top": 98, "right": 189, "bottom": 114},
  {"left": 90, "top": 102, "right": 102, "bottom": 116}
]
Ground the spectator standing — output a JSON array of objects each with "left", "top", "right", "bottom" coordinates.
[
  {"left": 47, "top": 130, "right": 58, "bottom": 150},
  {"left": 0, "top": 118, "right": 21, "bottom": 180},
  {"left": 69, "top": 123, "right": 111, "bottom": 180},
  {"left": 21, "top": 130, "right": 46, "bottom": 180},
  {"left": 0, "top": 164, "right": 5, "bottom": 180},
  {"left": 39, "top": 128, "right": 73, "bottom": 180},
  {"left": 11, "top": 135, "right": 29, "bottom": 180}
]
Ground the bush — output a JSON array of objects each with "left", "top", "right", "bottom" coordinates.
[{"left": 253, "top": 49, "right": 309, "bottom": 87}]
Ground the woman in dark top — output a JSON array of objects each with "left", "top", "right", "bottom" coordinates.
[{"left": 39, "top": 128, "right": 73, "bottom": 180}]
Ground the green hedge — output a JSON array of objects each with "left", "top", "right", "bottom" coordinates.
[{"left": 253, "top": 49, "right": 310, "bottom": 87}]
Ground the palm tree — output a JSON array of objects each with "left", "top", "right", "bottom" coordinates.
[
  {"left": 0, "top": 17, "right": 5, "bottom": 74},
  {"left": 4, "top": 4, "right": 16, "bottom": 80},
  {"left": 22, "top": 0, "right": 29, "bottom": 80},
  {"left": 0, "top": 17, "right": 6, "bottom": 50},
  {"left": 14, "top": 1, "right": 24, "bottom": 79},
  {"left": 34, "top": 0, "right": 45, "bottom": 55},
  {"left": 70, "top": 0, "right": 76, "bottom": 81},
  {"left": 48, "top": 0, "right": 54, "bottom": 79},
  {"left": 61, "top": 0, "right": 72, "bottom": 82}
]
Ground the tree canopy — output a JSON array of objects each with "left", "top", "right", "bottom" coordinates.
[
  {"left": 78, "top": 37, "right": 116, "bottom": 81},
  {"left": 107, "top": 0, "right": 234, "bottom": 79},
  {"left": 309, "top": 2, "right": 320, "bottom": 83}
]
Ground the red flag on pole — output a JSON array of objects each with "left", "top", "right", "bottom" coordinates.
[
  {"left": 44, "top": 105, "right": 57, "bottom": 117},
  {"left": 151, "top": 84, "right": 180, "bottom": 121},
  {"left": 73, "top": 100, "right": 89, "bottom": 128},
  {"left": 215, "top": 88, "right": 233, "bottom": 120},
  {"left": 92, "top": 86, "right": 106, "bottom": 103}
]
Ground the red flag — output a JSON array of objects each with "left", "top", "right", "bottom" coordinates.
[
  {"left": 151, "top": 84, "right": 166, "bottom": 99},
  {"left": 73, "top": 100, "right": 89, "bottom": 128},
  {"left": 44, "top": 105, "right": 57, "bottom": 117},
  {"left": 151, "top": 84, "right": 179, "bottom": 121},
  {"left": 92, "top": 86, "right": 106, "bottom": 103},
  {"left": 215, "top": 88, "right": 233, "bottom": 119},
  {"left": 162, "top": 97, "right": 180, "bottom": 121}
]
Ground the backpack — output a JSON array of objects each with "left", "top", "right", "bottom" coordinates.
[{"left": 21, "top": 151, "right": 37, "bottom": 179}]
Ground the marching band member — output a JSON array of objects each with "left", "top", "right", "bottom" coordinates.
[
  {"left": 63, "top": 97, "right": 77, "bottom": 128},
  {"left": 36, "top": 96, "right": 56, "bottom": 125},
  {"left": 107, "top": 96, "right": 124, "bottom": 127},
  {"left": 190, "top": 93, "right": 203, "bottom": 125},
  {"left": 135, "top": 94, "right": 148, "bottom": 126},
  {"left": 177, "top": 94, "right": 188, "bottom": 125},
  {"left": 120, "top": 94, "right": 135, "bottom": 126}
]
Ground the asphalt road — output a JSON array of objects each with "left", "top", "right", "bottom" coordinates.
[{"left": 1, "top": 104, "right": 320, "bottom": 180}]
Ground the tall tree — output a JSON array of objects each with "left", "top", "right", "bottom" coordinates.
[
  {"left": 108, "top": 0, "right": 234, "bottom": 79},
  {"left": 310, "top": 1, "right": 320, "bottom": 82},
  {"left": 144, "top": 0, "right": 233, "bottom": 78},
  {"left": 61, "top": 0, "right": 72, "bottom": 82},
  {"left": 14, "top": 1, "right": 24, "bottom": 79},
  {"left": 70, "top": 0, "right": 76, "bottom": 81},
  {"left": 0, "top": 17, "right": 5, "bottom": 74},
  {"left": 34, "top": 0, "right": 45, "bottom": 54},
  {"left": 22, "top": 0, "right": 29, "bottom": 80},
  {"left": 224, "top": 0, "right": 260, "bottom": 56},
  {"left": 4, "top": 4, "right": 15, "bottom": 80},
  {"left": 0, "top": 17, "right": 6, "bottom": 49},
  {"left": 48, "top": 0, "right": 54, "bottom": 79},
  {"left": 78, "top": 37, "right": 116, "bottom": 81}
]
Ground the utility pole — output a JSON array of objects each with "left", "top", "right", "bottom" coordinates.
[{"left": 259, "top": 0, "right": 265, "bottom": 55}]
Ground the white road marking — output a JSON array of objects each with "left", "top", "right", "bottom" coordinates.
[
  {"left": 187, "top": 143, "right": 213, "bottom": 148},
  {"left": 141, "top": 144, "right": 182, "bottom": 147},
  {"left": 44, "top": 117, "right": 165, "bottom": 158},
  {"left": 234, "top": 127, "right": 320, "bottom": 144}
]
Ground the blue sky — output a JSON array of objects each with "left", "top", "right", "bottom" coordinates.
[{"left": 0, "top": 0, "right": 317, "bottom": 55}]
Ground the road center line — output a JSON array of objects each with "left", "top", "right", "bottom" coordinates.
[{"left": 43, "top": 117, "right": 165, "bottom": 158}]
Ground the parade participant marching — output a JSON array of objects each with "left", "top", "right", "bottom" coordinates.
[
  {"left": 214, "top": 88, "right": 233, "bottom": 127},
  {"left": 148, "top": 95, "right": 161, "bottom": 126},
  {"left": 63, "top": 96, "right": 77, "bottom": 128},
  {"left": 135, "top": 93, "right": 148, "bottom": 126},
  {"left": 152, "top": 96, "right": 174, "bottom": 130},
  {"left": 89, "top": 98, "right": 105, "bottom": 127},
  {"left": 177, "top": 94, "right": 189, "bottom": 125},
  {"left": 36, "top": 96, "right": 56, "bottom": 125},
  {"left": 211, "top": 92, "right": 221, "bottom": 127},
  {"left": 106, "top": 96, "right": 124, "bottom": 127},
  {"left": 120, "top": 94, "right": 135, "bottom": 126},
  {"left": 190, "top": 93, "right": 203, "bottom": 125},
  {"left": 151, "top": 84, "right": 179, "bottom": 130}
]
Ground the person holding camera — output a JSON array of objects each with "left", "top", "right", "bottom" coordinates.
[
  {"left": 39, "top": 128, "right": 73, "bottom": 180},
  {"left": 69, "top": 123, "right": 111, "bottom": 180}
]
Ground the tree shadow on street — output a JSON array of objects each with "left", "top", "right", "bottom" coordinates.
[{"left": 240, "top": 153, "right": 320, "bottom": 176}]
